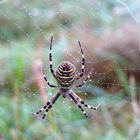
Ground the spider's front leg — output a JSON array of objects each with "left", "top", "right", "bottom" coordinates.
[
  {"left": 33, "top": 92, "right": 60, "bottom": 119},
  {"left": 49, "top": 36, "right": 56, "bottom": 79},
  {"left": 76, "top": 41, "right": 85, "bottom": 80}
]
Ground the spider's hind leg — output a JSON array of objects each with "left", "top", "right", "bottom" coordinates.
[
  {"left": 33, "top": 103, "right": 48, "bottom": 115},
  {"left": 72, "top": 92, "right": 98, "bottom": 110},
  {"left": 33, "top": 92, "right": 60, "bottom": 119},
  {"left": 68, "top": 92, "right": 88, "bottom": 117}
]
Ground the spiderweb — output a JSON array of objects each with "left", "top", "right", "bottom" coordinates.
[{"left": 0, "top": 0, "right": 140, "bottom": 139}]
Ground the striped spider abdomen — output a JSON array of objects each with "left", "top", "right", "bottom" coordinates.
[{"left": 55, "top": 61, "right": 76, "bottom": 88}]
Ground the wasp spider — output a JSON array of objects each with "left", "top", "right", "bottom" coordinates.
[{"left": 33, "top": 36, "right": 98, "bottom": 119}]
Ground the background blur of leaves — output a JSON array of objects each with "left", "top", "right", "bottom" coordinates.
[{"left": 0, "top": 0, "right": 140, "bottom": 140}]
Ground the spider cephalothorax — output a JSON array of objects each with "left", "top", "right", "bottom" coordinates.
[{"left": 33, "top": 36, "right": 98, "bottom": 119}]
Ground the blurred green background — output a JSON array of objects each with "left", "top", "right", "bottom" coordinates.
[{"left": 0, "top": 0, "right": 140, "bottom": 140}]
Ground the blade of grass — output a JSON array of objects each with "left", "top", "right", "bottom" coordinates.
[
  {"left": 0, "top": 118, "right": 12, "bottom": 140},
  {"left": 116, "top": 66, "right": 130, "bottom": 96}
]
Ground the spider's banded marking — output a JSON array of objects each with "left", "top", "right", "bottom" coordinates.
[
  {"left": 33, "top": 36, "right": 98, "bottom": 119},
  {"left": 58, "top": 64, "right": 75, "bottom": 74},
  {"left": 56, "top": 61, "right": 76, "bottom": 88}
]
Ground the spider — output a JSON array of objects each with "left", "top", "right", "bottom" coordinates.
[{"left": 33, "top": 36, "right": 98, "bottom": 119}]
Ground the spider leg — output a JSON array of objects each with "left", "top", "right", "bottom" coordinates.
[
  {"left": 42, "top": 68, "right": 57, "bottom": 88},
  {"left": 68, "top": 92, "right": 88, "bottom": 117},
  {"left": 42, "top": 92, "right": 60, "bottom": 119},
  {"left": 71, "top": 92, "right": 98, "bottom": 110},
  {"left": 76, "top": 41, "right": 85, "bottom": 80},
  {"left": 33, "top": 92, "right": 60, "bottom": 119},
  {"left": 49, "top": 36, "right": 56, "bottom": 79},
  {"left": 75, "top": 68, "right": 94, "bottom": 87}
]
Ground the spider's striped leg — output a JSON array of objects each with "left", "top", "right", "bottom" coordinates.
[
  {"left": 75, "top": 68, "right": 94, "bottom": 87},
  {"left": 42, "top": 68, "right": 57, "bottom": 88},
  {"left": 42, "top": 92, "right": 60, "bottom": 119},
  {"left": 33, "top": 93, "right": 60, "bottom": 119},
  {"left": 68, "top": 93, "right": 88, "bottom": 117},
  {"left": 76, "top": 41, "right": 85, "bottom": 80},
  {"left": 71, "top": 92, "right": 98, "bottom": 110},
  {"left": 49, "top": 36, "right": 56, "bottom": 79}
]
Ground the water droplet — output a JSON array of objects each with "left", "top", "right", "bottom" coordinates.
[{"left": 48, "top": 92, "right": 52, "bottom": 96}]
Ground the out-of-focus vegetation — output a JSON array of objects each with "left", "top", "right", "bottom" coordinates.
[{"left": 0, "top": 0, "right": 140, "bottom": 140}]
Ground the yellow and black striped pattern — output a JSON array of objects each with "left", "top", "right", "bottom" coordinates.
[{"left": 56, "top": 61, "right": 76, "bottom": 88}]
